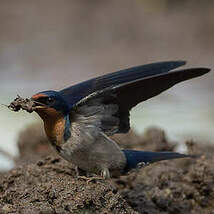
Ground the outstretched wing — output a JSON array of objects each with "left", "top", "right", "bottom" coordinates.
[
  {"left": 60, "top": 61, "right": 186, "bottom": 109},
  {"left": 69, "top": 67, "right": 209, "bottom": 136}
]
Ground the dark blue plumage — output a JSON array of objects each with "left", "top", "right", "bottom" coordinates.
[
  {"left": 122, "top": 150, "right": 191, "bottom": 173},
  {"left": 59, "top": 61, "right": 186, "bottom": 109},
  {"left": 34, "top": 90, "right": 70, "bottom": 115}
]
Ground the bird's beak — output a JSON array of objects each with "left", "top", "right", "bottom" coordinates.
[
  {"left": 34, "top": 105, "right": 46, "bottom": 109},
  {"left": 30, "top": 99, "right": 47, "bottom": 110}
]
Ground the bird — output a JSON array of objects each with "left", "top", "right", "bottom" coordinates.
[{"left": 28, "top": 60, "right": 210, "bottom": 179}]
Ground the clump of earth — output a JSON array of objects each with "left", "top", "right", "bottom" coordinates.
[{"left": 1, "top": 123, "right": 214, "bottom": 214}]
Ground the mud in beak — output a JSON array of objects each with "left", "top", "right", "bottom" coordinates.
[
  {"left": 8, "top": 95, "right": 43, "bottom": 113},
  {"left": 8, "top": 95, "right": 48, "bottom": 113}
]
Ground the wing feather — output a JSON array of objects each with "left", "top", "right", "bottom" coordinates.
[
  {"left": 72, "top": 67, "right": 210, "bottom": 135},
  {"left": 60, "top": 61, "right": 186, "bottom": 109}
]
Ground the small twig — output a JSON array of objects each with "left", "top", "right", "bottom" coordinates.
[
  {"left": 1, "top": 104, "right": 8, "bottom": 108},
  {"left": 0, "top": 149, "right": 15, "bottom": 162}
]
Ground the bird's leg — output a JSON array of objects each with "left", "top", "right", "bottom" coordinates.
[
  {"left": 101, "top": 168, "right": 110, "bottom": 179},
  {"left": 75, "top": 166, "right": 86, "bottom": 177},
  {"left": 75, "top": 166, "right": 80, "bottom": 177}
]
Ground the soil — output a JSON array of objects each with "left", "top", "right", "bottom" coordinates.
[{"left": 1, "top": 124, "right": 214, "bottom": 214}]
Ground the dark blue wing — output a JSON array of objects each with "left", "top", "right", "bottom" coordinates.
[
  {"left": 59, "top": 61, "right": 186, "bottom": 109},
  {"left": 71, "top": 67, "right": 210, "bottom": 135}
]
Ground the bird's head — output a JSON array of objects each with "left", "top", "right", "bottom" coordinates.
[{"left": 31, "top": 90, "right": 70, "bottom": 118}]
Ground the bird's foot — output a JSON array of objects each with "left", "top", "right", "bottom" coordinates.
[
  {"left": 75, "top": 167, "right": 110, "bottom": 183},
  {"left": 77, "top": 176, "right": 105, "bottom": 184}
]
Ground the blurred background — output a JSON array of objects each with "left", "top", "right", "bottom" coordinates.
[{"left": 0, "top": 0, "right": 214, "bottom": 170}]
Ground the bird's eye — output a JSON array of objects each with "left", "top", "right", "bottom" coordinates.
[
  {"left": 36, "top": 97, "right": 54, "bottom": 105},
  {"left": 46, "top": 97, "right": 54, "bottom": 104}
]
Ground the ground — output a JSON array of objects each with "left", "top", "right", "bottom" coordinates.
[{"left": 1, "top": 125, "right": 214, "bottom": 214}]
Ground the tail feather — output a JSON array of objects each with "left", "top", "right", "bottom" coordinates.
[{"left": 122, "top": 150, "right": 193, "bottom": 173}]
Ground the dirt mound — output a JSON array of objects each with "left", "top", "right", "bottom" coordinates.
[
  {"left": 116, "top": 156, "right": 214, "bottom": 214},
  {"left": 0, "top": 155, "right": 136, "bottom": 214},
  {"left": 1, "top": 124, "right": 214, "bottom": 213}
]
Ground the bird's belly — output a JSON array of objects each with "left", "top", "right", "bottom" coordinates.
[
  {"left": 56, "top": 136, "right": 126, "bottom": 174},
  {"left": 58, "top": 146, "right": 97, "bottom": 172}
]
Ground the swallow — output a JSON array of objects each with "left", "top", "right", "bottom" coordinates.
[{"left": 17, "top": 61, "right": 211, "bottom": 178}]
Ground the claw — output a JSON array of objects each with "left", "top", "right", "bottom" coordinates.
[
  {"left": 75, "top": 167, "right": 110, "bottom": 183},
  {"left": 77, "top": 176, "right": 105, "bottom": 184}
]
